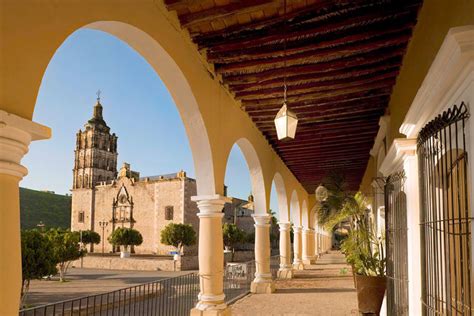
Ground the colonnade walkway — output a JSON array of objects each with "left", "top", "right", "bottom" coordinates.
[{"left": 231, "top": 251, "right": 358, "bottom": 316}]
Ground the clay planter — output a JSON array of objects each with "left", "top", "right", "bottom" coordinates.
[
  {"left": 350, "top": 264, "right": 357, "bottom": 288},
  {"left": 355, "top": 274, "right": 386, "bottom": 315}
]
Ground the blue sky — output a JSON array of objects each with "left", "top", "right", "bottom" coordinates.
[{"left": 21, "top": 29, "right": 279, "bottom": 213}]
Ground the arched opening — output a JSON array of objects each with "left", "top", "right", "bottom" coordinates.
[
  {"left": 224, "top": 138, "right": 266, "bottom": 215},
  {"left": 301, "top": 200, "right": 309, "bottom": 228},
  {"left": 290, "top": 190, "right": 301, "bottom": 226},
  {"left": 25, "top": 21, "right": 215, "bottom": 196},
  {"left": 271, "top": 172, "right": 289, "bottom": 222}
]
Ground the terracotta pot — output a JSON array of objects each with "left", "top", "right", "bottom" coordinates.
[
  {"left": 350, "top": 264, "right": 356, "bottom": 288},
  {"left": 355, "top": 274, "right": 386, "bottom": 315}
]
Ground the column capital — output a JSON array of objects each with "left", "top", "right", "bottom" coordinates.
[
  {"left": 0, "top": 110, "right": 50, "bottom": 179},
  {"left": 252, "top": 214, "right": 271, "bottom": 227},
  {"left": 293, "top": 225, "right": 303, "bottom": 233},
  {"left": 192, "top": 195, "right": 231, "bottom": 218},
  {"left": 278, "top": 221, "right": 291, "bottom": 231}
]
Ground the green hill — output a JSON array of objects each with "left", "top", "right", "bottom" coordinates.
[{"left": 20, "top": 187, "right": 71, "bottom": 230}]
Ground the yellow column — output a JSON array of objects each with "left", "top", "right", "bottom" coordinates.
[
  {"left": 302, "top": 228, "right": 316, "bottom": 264},
  {"left": 191, "top": 195, "right": 231, "bottom": 316},
  {"left": 292, "top": 226, "right": 304, "bottom": 270},
  {"left": 277, "top": 222, "right": 293, "bottom": 279},
  {"left": 0, "top": 110, "right": 50, "bottom": 315},
  {"left": 250, "top": 214, "right": 274, "bottom": 293},
  {"left": 314, "top": 230, "right": 319, "bottom": 258}
]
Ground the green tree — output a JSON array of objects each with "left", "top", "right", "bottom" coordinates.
[
  {"left": 21, "top": 230, "right": 57, "bottom": 306},
  {"left": 160, "top": 223, "right": 196, "bottom": 254},
  {"left": 80, "top": 230, "right": 100, "bottom": 251},
  {"left": 222, "top": 223, "right": 245, "bottom": 261},
  {"left": 108, "top": 227, "right": 143, "bottom": 254},
  {"left": 81, "top": 230, "right": 100, "bottom": 245},
  {"left": 46, "top": 229, "right": 85, "bottom": 282}
]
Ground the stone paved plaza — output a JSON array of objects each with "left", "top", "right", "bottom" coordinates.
[
  {"left": 25, "top": 268, "right": 192, "bottom": 307},
  {"left": 231, "top": 251, "right": 358, "bottom": 316}
]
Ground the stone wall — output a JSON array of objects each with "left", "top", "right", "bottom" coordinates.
[{"left": 72, "top": 254, "right": 199, "bottom": 271}]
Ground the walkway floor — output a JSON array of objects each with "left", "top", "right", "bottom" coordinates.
[{"left": 231, "top": 251, "right": 358, "bottom": 316}]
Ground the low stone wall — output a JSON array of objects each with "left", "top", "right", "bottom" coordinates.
[
  {"left": 71, "top": 250, "right": 259, "bottom": 272},
  {"left": 72, "top": 255, "right": 198, "bottom": 271}
]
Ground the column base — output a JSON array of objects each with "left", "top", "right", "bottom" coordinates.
[
  {"left": 250, "top": 280, "right": 275, "bottom": 294},
  {"left": 190, "top": 307, "right": 231, "bottom": 316},
  {"left": 277, "top": 268, "right": 293, "bottom": 279},
  {"left": 293, "top": 262, "right": 304, "bottom": 270},
  {"left": 302, "top": 257, "right": 317, "bottom": 265}
]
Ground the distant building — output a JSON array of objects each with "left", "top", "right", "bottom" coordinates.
[{"left": 71, "top": 98, "right": 254, "bottom": 255}]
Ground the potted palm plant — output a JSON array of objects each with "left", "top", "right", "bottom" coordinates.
[
  {"left": 108, "top": 227, "right": 143, "bottom": 258},
  {"left": 317, "top": 173, "right": 386, "bottom": 315}
]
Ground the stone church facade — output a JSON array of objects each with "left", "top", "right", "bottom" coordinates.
[{"left": 71, "top": 98, "right": 253, "bottom": 256}]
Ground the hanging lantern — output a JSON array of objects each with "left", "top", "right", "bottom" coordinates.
[
  {"left": 274, "top": 102, "right": 298, "bottom": 140},
  {"left": 315, "top": 184, "right": 328, "bottom": 202},
  {"left": 274, "top": 0, "right": 298, "bottom": 141}
]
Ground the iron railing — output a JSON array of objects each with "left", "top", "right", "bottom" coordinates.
[
  {"left": 385, "top": 171, "right": 409, "bottom": 315},
  {"left": 418, "top": 103, "right": 472, "bottom": 315},
  {"left": 20, "top": 255, "right": 280, "bottom": 316}
]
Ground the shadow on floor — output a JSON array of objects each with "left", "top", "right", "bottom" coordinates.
[{"left": 276, "top": 288, "right": 356, "bottom": 294}]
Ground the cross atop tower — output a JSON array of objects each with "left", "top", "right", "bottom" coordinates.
[{"left": 96, "top": 89, "right": 102, "bottom": 102}]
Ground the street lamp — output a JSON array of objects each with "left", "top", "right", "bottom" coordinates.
[
  {"left": 98, "top": 220, "right": 108, "bottom": 256},
  {"left": 36, "top": 221, "right": 45, "bottom": 232}
]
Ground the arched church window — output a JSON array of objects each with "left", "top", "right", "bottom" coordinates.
[{"left": 165, "top": 206, "right": 174, "bottom": 220}]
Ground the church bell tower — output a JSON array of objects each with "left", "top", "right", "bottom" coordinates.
[{"left": 73, "top": 92, "right": 118, "bottom": 189}]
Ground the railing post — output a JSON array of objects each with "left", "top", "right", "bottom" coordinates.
[
  {"left": 0, "top": 110, "right": 50, "bottom": 315},
  {"left": 250, "top": 214, "right": 275, "bottom": 293},
  {"left": 190, "top": 195, "right": 230, "bottom": 316},
  {"left": 292, "top": 226, "right": 304, "bottom": 269},
  {"left": 277, "top": 222, "right": 293, "bottom": 279}
]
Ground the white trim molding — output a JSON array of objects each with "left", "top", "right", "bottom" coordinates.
[
  {"left": 401, "top": 26, "right": 474, "bottom": 138},
  {"left": 370, "top": 115, "right": 390, "bottom": 156},
  {"left": 0, "top": 110, "right": 51, "bottom": 179},
  {"left": 379, "top": 138, "right": 417, "bottom": 176}
]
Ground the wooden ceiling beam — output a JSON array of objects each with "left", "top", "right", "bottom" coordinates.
[
  {"left": 192, "top": 0, "right": 365, "bottom": 42},
  {"left": 236, "top": 71, "right": 398, "bottom": 100},
  {"left": 286, "top": 158, "right": 371, "bottom": 166},
  {"left": 279, "top": 142, "right": 373, "bottom": 154},
  {"left": 245, "top": 93, "right": 390, "bottom": 112},
  {"left": 215, "top": 33, "right": 411, "bottom": 75},
  {"left": 276, "top": 135, "right": 377, "bottom": 149},
  {"left": 242, "top": 84, "right": 393, "bottom": 107},
  {"left": 248, "top": 100, "right": 387, "bottom": 118},
  {"left": 228, "top": 61, "right": 402, "bottom": 92},
  {"left": 258, "top": 117, "right": 380, "bottom": 132},
  {"left": 251, "top": 106, "right": 385, "bottom": 124},
  {"left": 223, "top": 47, "right": 405, "bottom": 85},
  {"left": 207, "top": 22, "right": 414, "bottom": 63},
  {"left": 203, "top": 3, "right": 419, "bottom": 53},
  {"left": 177, "top": 0, "right": 279, "bottom": 28}
]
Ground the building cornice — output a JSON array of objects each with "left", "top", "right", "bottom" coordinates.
[
  {"left": 379, "top": 138, "right": 416, "bottom": 176},
  {"left": 401, "top": 25, "right": 474, "bottom": 138}
]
